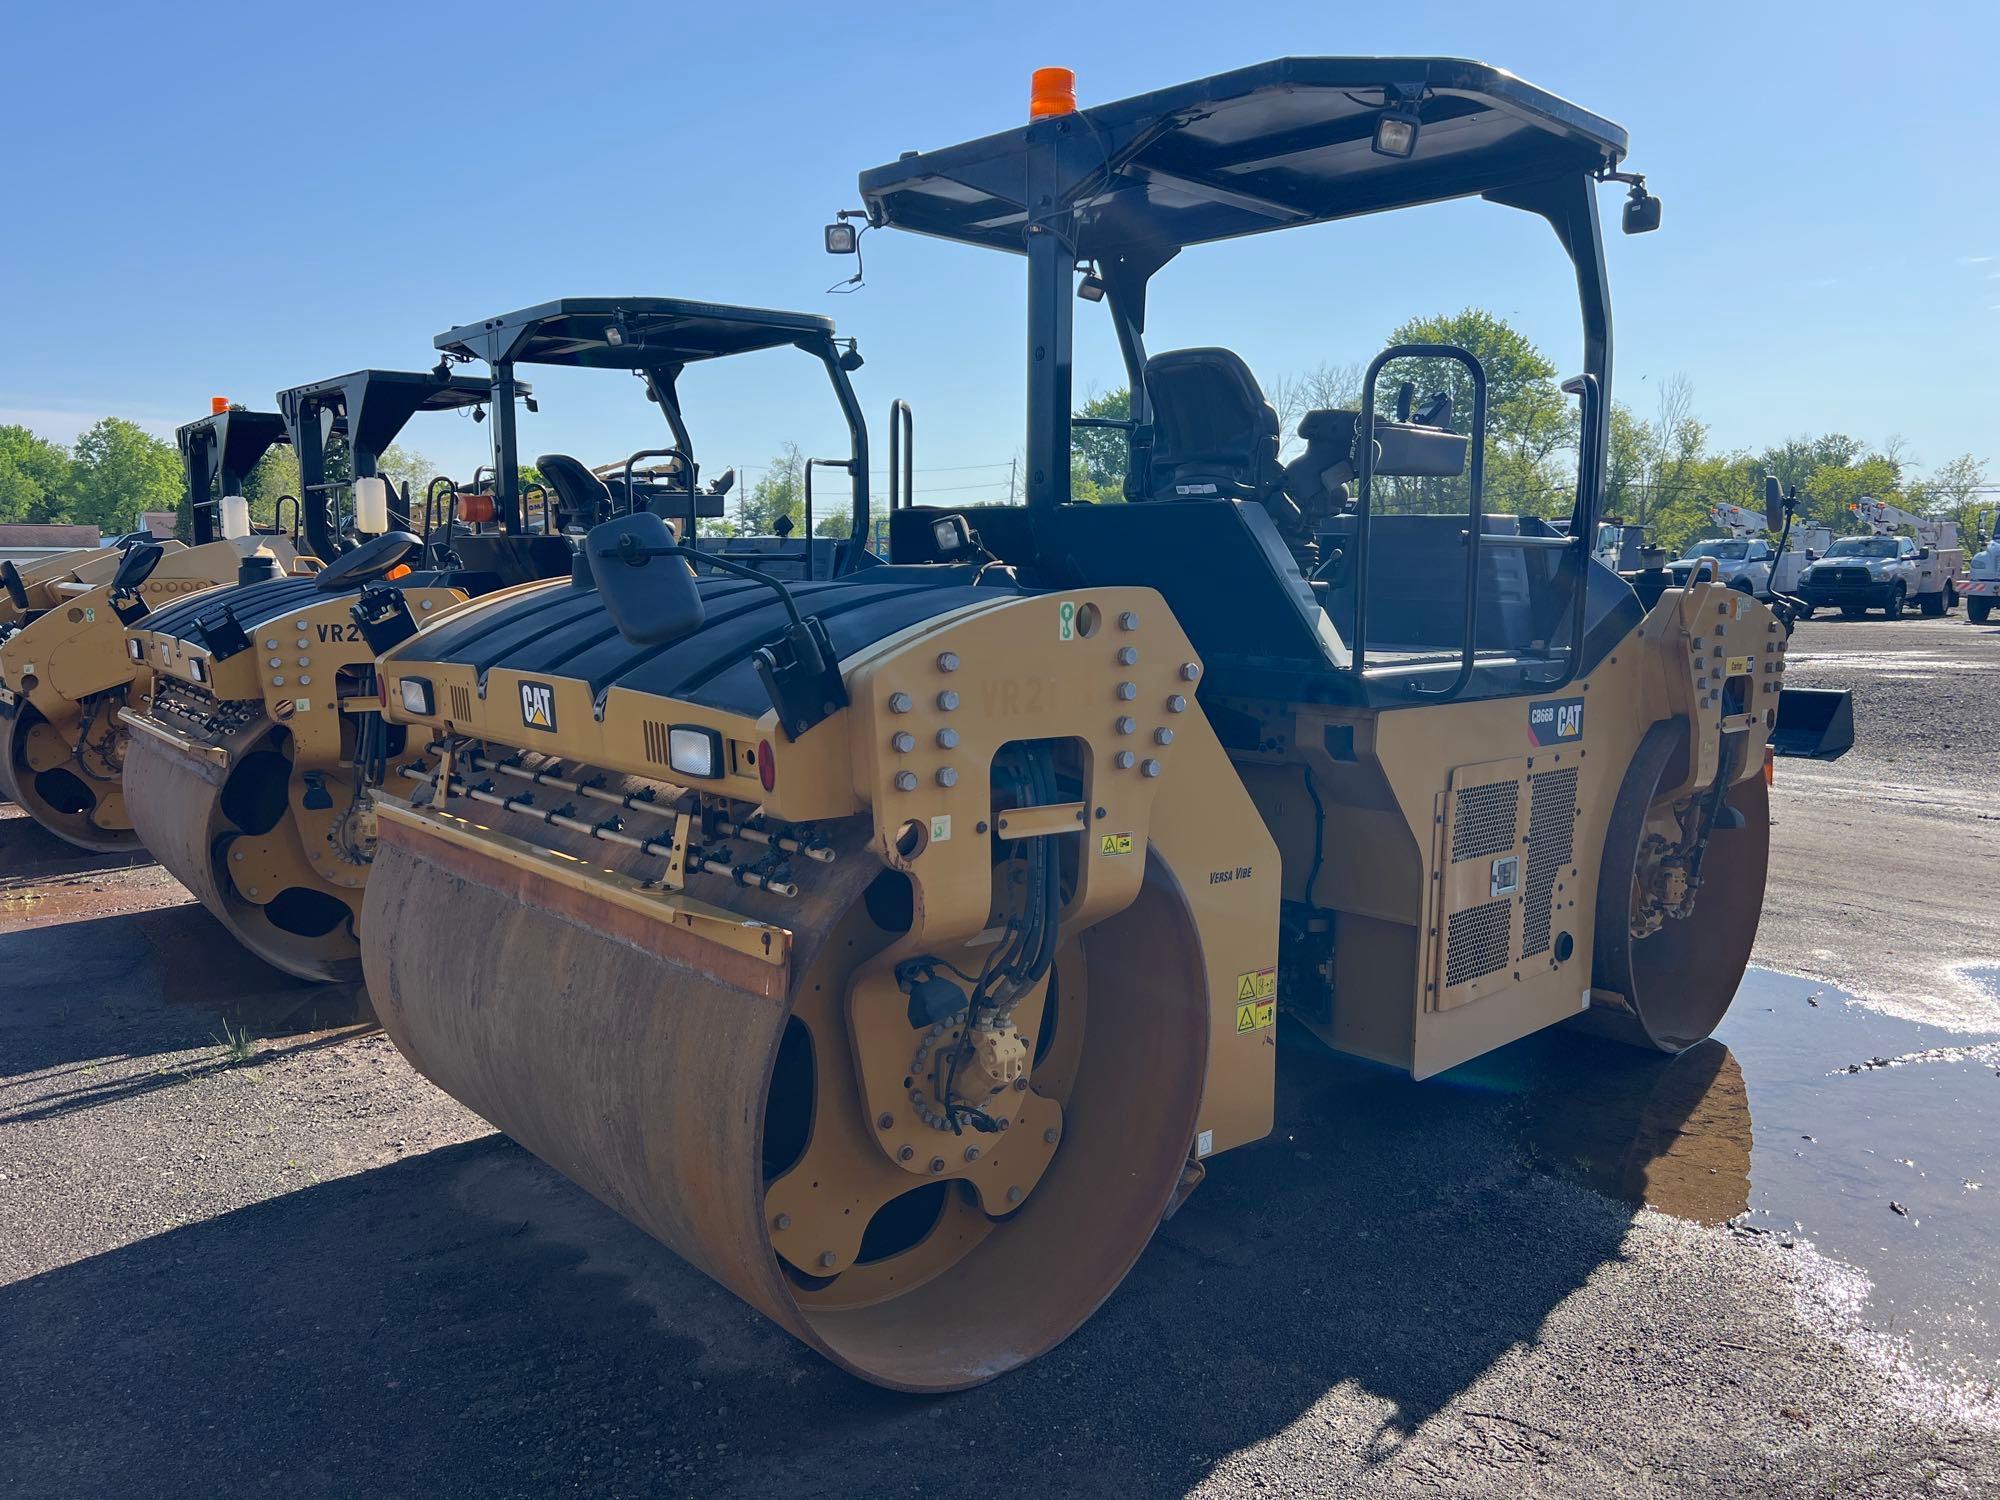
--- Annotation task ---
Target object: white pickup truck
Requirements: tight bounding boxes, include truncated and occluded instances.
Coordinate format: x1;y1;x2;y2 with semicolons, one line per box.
1668;536;1776;596
1795;534;1927;618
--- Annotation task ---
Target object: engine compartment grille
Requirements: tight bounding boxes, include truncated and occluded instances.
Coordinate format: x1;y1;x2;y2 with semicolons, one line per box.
1521;766;1578;958
1444;899;1513;988
1450;780;1519;863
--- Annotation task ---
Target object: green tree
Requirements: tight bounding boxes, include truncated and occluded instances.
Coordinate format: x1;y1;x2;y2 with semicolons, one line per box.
1378;309;1575;518
1802;453;1904;532
1602;402;1649;521
738;442;804;535
1070;387;1132;499
242;445;301;530
68;417;181;532
0;425;74;524
1904;452;1990;542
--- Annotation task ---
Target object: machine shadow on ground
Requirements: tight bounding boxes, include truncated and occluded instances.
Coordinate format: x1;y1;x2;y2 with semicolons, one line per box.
0;807;154;886
0;1019;1724;1497
0;901;365;1080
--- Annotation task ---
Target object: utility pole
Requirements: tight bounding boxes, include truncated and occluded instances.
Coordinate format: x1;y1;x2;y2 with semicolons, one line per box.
1008;455;1018;504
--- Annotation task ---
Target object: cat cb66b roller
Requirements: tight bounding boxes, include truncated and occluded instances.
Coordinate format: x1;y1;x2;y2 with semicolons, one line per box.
0;402;306;851
118;366;551;979
120;357;716;979
359;62;1852;1391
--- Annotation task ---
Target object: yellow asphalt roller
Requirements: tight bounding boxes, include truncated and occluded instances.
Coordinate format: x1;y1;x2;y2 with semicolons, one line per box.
120;539;468;980
363;537;1277;1392
0;542;127;631
0;536;301;851
353;64;1848;1390
118;365;546;978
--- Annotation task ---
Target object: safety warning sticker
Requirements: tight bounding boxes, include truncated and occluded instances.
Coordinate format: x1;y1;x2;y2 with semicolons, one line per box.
1234;967;1277;1032
1725;654;1751;676
1057;600;1078;641
1099;832;1134;856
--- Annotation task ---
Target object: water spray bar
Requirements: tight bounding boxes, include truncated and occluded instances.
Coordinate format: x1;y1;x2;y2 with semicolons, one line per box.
433;742;835;863
398;763;800;898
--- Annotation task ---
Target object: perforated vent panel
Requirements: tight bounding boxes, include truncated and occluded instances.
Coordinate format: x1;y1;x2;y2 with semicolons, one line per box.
642;720;672;767
449;683;474;721
1444;899;1513;987
1522;766;1578;957
1450;780;1520;863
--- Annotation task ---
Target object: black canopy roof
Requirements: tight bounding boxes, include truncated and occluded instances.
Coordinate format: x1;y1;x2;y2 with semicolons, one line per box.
175;408;288;488
434;297;839;369
275;369;500;468
279;369;494;416
859;57;1628;259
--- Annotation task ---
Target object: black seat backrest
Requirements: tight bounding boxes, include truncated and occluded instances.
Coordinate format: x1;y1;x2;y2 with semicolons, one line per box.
536;453;614;531
450;532;576;588
1142;348;1281;503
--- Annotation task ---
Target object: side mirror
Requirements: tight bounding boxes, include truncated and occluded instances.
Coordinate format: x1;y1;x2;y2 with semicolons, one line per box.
1763;474;1786;533
710;467;736;499
113;540;165;594
1;559;29;611
1622;190;1662;235
585;511;706;646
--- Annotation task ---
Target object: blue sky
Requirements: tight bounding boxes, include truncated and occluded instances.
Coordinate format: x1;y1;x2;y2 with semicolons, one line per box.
2;2;1993;505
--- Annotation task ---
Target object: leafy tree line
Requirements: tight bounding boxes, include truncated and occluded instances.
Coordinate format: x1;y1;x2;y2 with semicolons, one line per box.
1067;308;1993;555
0;416;451;536
0;419;184;532
14;319;1992;559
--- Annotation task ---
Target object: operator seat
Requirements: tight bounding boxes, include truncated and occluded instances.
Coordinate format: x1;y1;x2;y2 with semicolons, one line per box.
1141;348;1283;508
536;453;615;531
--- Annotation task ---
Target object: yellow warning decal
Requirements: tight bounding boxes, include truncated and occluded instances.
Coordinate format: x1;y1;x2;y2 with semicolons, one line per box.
1234;967;1277;1032
1725;654;1751;676
1099;832;1135;856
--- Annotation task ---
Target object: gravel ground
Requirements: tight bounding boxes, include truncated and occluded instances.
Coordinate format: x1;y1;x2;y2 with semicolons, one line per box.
2;615;1998;1498
1763;612;2000;1029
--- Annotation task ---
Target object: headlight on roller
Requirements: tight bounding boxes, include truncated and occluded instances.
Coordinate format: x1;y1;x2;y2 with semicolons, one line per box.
399;677;434;716
667;724;722;779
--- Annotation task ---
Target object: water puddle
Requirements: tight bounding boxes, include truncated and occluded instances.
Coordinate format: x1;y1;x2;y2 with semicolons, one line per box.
1492;968;2000;1393
1784;651;1998;673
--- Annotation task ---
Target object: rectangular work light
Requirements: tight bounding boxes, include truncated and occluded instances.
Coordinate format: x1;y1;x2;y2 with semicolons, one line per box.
667;724;723;780
1371;104;1421;159
399;677;435;716
126;637;144;662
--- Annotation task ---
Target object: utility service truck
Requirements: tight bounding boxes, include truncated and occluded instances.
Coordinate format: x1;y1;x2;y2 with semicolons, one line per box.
1796;497;1963;618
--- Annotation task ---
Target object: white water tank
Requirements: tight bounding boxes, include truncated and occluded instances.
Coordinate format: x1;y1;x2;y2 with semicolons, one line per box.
353;476;391;535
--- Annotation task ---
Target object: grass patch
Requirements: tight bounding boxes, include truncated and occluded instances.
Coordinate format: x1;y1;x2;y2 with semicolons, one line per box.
211;1019;257;1066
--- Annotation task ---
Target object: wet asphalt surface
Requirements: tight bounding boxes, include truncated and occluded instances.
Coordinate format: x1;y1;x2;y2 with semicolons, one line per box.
1762;613;2000;1029
2;613;1998;1498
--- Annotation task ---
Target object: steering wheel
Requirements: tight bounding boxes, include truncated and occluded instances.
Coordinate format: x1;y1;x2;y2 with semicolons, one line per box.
312;530;421;592
112;541;166;594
